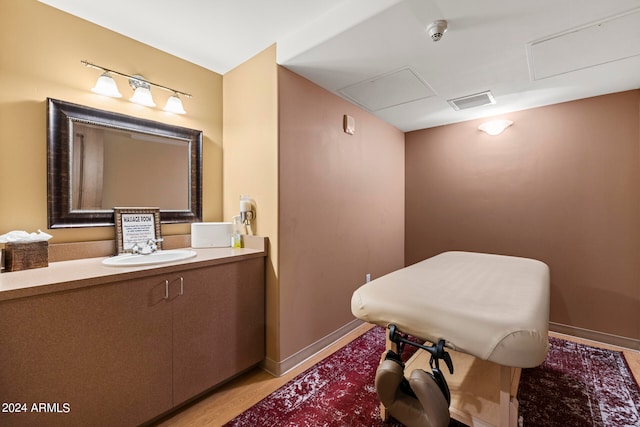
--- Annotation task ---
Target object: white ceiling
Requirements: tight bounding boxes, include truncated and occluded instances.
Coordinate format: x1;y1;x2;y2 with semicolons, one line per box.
39;0;640;131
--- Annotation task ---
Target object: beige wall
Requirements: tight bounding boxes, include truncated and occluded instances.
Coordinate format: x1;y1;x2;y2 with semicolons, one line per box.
0;0;223;243
406;90;640;341
222;45;279;361
278;67;405;360
223;51;405;366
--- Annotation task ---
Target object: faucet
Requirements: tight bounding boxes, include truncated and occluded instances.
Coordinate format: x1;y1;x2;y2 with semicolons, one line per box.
131;238;164;255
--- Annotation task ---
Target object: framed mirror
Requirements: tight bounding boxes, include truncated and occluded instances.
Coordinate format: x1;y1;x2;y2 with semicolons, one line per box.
47;98;202;228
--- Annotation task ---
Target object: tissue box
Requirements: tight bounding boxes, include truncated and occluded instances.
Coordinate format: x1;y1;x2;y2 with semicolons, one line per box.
3;241;49;272
191;222;233;248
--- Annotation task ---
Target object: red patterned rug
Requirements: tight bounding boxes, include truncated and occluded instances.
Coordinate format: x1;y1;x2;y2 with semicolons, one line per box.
224;326;640;427
519;336;640;426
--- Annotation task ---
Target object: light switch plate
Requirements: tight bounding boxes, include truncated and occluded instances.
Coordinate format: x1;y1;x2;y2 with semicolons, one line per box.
343;114;355;135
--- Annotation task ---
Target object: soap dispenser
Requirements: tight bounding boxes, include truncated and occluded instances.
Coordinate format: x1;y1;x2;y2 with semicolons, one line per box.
231;216;243;248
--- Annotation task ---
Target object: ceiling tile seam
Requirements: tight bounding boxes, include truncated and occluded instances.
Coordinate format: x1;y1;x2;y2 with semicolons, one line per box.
525;6;640;81
337;66;438;112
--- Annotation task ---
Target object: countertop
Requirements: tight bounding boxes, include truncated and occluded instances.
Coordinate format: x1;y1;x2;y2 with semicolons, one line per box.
0;247;265;302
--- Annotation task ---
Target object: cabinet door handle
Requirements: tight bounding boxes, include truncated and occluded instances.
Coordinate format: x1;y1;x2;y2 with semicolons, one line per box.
179;277;184;296
164;279;169;299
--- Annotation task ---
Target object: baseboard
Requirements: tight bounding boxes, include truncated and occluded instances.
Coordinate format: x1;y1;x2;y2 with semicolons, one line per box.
261;321;640;377
550;322;640;351
261;319;365;377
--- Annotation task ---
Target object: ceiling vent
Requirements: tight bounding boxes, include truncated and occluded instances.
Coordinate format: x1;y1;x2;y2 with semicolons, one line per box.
447;90;496;111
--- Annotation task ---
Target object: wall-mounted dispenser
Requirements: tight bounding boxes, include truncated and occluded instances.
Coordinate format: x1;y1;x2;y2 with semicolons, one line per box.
240;195;256;236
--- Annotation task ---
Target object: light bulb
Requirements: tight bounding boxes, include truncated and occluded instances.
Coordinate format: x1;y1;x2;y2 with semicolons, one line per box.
163;94;186;114
129;86;156;107
91;72;122;98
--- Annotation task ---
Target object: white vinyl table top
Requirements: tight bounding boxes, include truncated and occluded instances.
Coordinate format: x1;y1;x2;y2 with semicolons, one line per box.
351;251;550;367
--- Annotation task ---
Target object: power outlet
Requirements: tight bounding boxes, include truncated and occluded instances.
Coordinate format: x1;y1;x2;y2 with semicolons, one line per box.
365;273;371;283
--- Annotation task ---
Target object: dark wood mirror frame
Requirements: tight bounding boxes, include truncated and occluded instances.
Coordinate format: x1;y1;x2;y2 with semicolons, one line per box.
47;98;202;228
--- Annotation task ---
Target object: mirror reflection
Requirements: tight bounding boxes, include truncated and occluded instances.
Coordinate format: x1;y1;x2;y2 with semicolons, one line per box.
71;122;190;211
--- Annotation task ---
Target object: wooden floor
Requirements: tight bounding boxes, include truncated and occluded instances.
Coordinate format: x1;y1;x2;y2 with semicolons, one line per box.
156;324;640;427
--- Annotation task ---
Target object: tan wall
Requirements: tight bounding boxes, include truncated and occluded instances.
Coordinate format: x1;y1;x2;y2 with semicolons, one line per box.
278;67;405;359
222;51;405;365
406;90;640;340
223;46;279;360
0;0;223;243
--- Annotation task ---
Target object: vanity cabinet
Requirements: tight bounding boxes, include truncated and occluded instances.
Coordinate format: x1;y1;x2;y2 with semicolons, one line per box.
0;274;174;426
0;256;265;427
171;257;265;405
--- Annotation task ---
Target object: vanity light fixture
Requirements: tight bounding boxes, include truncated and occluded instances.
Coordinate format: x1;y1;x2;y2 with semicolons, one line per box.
164;93;187;115
478;119;513;136
128;75;156;107
91;72;122;98
81;60;192;114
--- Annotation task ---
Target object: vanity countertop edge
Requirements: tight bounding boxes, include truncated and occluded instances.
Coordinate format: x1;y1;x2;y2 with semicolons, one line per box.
0;247;266;302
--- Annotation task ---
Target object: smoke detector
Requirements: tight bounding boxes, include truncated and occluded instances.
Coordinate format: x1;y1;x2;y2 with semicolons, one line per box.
426;20;448;42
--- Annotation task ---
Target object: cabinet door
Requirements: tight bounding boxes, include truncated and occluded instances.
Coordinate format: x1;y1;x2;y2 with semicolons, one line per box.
0;276;173;427
172;257;265;404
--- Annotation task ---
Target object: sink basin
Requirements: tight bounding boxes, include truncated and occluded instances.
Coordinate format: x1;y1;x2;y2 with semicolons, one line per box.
102;249;197;267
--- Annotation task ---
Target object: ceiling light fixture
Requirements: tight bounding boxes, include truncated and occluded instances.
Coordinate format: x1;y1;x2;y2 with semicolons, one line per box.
478;119;513;135
81;60;192;114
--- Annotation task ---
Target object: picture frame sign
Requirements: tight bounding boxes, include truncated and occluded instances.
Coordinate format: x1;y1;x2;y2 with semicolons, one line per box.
113;207;162;254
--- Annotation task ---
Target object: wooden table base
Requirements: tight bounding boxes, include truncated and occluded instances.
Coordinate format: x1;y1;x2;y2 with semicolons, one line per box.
380;335;521;427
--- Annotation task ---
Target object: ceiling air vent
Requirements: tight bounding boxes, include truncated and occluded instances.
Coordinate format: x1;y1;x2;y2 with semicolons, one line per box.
447;90;496;111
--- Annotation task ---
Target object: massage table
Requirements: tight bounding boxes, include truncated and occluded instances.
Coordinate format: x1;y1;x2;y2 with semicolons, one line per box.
351;251;549;427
